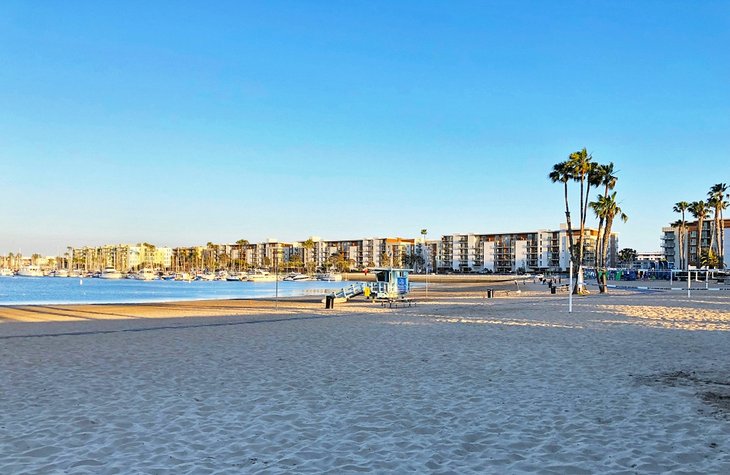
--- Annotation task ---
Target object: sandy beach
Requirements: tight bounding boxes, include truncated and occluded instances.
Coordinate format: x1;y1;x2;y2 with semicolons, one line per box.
1;283;729;473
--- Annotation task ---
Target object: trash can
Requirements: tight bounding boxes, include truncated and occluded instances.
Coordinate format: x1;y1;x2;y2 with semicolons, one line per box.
550;286;557;294
486;289;493;298
325;295;335;309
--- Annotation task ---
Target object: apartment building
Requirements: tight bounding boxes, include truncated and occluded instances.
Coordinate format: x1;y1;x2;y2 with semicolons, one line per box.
661;221;730;268
312;237;415;270
72;244;173;271
437;225;617;273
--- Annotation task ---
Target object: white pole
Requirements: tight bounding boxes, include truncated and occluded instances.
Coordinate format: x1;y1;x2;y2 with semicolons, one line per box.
569;260;573;313
670;268;673;285
424;233;428;300
275;249;279;309
687;269;691;298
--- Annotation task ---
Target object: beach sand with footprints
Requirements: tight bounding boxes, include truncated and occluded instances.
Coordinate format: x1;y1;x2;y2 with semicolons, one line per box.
1;283;729;473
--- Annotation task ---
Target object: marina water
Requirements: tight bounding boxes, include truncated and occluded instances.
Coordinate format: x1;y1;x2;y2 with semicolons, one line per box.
0;277;355;306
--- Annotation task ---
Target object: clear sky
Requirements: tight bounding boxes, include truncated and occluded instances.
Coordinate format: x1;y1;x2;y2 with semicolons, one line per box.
1;1;728;255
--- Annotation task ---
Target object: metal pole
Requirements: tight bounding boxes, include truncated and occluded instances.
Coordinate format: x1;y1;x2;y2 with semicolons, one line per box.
423;232;428;299
275;248;279;309
569;259;573;313
687;268;691;298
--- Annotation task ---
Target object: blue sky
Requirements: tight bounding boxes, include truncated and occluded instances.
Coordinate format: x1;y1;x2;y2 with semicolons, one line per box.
1;1;728;254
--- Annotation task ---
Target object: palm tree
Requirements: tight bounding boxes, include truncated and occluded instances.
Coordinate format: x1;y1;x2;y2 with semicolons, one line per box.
592;163;619;273
670;219;684;270
689;201;709;267
673;201;690;269
589;193;610;292
235;239;249;271
302;238;316;274
600;192;628;292
617;248;637;267
567;148;595;275
548;161;576;268
708;183;728;268
700;249;720;269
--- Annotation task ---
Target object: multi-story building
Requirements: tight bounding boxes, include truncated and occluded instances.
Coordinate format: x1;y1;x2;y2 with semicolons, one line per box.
72;244;173;272
436;224;618;273
661;221;730;268
632;251;666;270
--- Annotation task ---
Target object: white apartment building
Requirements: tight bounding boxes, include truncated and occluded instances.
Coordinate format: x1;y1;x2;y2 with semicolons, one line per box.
437;225;617;273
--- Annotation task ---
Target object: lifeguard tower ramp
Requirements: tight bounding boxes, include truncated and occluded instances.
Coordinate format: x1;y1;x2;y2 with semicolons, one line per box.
322;282;366;304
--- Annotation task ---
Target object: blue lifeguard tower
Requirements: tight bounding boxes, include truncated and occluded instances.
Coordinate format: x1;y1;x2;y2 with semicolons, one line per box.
368;268;412;299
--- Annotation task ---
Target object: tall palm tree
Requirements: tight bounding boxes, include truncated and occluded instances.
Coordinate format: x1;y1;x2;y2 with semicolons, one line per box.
567;149;592;267
708;183;728;268
673;201;690;269
600;192;628;292
689;201;709;267
302;238;316;274
548;161;576;269
589;193;609;292
592;163;618;271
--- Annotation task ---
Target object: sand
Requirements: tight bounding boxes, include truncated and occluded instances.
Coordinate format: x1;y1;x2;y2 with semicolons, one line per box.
1;284;729;473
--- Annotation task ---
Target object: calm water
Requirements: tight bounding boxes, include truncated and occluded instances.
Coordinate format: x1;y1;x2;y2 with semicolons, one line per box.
0;277;358;305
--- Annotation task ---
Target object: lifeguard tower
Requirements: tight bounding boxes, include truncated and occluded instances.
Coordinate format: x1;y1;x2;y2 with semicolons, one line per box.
367;268;412;300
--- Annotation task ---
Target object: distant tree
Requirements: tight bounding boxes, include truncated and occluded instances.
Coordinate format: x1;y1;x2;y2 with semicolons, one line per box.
302;238;316;274
618;248;637;267
380;251;391;268
700;248;720;269
235;239;249;271
284;254;303;272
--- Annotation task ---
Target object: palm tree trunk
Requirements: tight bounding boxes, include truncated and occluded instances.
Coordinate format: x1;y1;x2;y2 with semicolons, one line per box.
595;217;605;293
678;225;684;270
601;217;615;293
697;218;704;267
681;210;687;269
563;181;575;265
715;208;721;262
720;209;725;268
